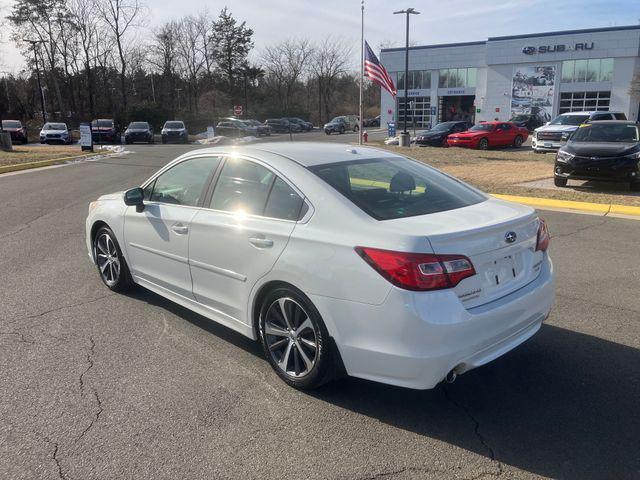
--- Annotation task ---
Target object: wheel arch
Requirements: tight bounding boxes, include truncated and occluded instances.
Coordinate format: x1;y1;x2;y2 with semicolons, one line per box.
89;220;111;261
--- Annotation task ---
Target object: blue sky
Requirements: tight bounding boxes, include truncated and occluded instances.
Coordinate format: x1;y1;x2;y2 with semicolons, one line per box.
1;0;639;71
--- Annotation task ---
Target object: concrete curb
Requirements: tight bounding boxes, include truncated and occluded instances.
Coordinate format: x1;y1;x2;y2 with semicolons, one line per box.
491;193;640;219
0;153;95;175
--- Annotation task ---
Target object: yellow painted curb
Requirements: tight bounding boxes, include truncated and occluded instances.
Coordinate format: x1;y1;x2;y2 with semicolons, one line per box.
491;193;640;218
0;152;95;174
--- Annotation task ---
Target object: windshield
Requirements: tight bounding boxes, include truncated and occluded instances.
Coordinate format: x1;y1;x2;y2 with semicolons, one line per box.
469;124;494;132
92;120;112;128
43;123;66;130
432;122;455;131
330;117;344;123
310;157;485;220
2;120;21;128
550;115;589;126
128;122;149;129
164;122;184;129
570;124;639;143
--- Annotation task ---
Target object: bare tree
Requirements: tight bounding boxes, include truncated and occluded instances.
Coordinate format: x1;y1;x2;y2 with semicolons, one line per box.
175;15;206;112
262;39;313;114
95;0;146;114
309;36;353;123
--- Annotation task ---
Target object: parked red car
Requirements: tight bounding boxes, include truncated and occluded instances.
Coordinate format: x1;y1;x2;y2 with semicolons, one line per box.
1;120;28;144
447;121;528;150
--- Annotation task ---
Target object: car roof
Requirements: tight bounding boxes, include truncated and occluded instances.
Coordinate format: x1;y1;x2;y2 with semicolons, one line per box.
560;111;624;116
187;142;399;167
586;120;637;125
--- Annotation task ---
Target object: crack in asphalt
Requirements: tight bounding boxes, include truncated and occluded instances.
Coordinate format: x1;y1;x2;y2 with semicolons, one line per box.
45;438;68;480
557;293;640;315
0;331;34;343
76;336;104;444
442;386;504;478
354;466;445;479
550;217;611;240
3;293;115;328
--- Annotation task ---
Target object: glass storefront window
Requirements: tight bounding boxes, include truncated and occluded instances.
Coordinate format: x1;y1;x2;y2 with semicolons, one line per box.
396;70;430;90
397;72;405;90
562;60;574;83
561;58;613;83
558;91;611;114
586;59;600;82
438;68;476;88
599;58;613;82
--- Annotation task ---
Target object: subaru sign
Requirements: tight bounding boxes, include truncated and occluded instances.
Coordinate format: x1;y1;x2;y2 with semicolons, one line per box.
522;42;594;55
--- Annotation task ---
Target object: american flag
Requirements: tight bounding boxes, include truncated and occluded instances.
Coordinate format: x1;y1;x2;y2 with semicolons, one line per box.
364;41;397;97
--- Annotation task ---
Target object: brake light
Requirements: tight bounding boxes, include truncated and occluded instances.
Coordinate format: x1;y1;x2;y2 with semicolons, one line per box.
355;247;476;291
536;218;550;252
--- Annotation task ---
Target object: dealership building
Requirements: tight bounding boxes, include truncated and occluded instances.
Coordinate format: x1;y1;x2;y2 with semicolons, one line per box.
379;25;640;129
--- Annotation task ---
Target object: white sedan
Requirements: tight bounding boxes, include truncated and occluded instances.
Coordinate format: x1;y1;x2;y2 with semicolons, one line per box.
85;142;555;390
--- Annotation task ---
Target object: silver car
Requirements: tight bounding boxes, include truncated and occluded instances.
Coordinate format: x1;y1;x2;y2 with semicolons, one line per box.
39;122;72;145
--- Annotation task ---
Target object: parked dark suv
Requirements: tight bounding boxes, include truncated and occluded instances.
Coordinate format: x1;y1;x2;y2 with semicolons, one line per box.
124;121;154;144
265;118;300;133
91;119;120;144
1;120;28;144
554;120;640;191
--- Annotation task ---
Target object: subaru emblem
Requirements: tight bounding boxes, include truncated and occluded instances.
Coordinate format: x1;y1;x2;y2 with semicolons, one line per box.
505;231;517;244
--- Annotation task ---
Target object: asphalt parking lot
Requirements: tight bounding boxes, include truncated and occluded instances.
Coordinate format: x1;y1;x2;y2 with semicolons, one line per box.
1;142;639;480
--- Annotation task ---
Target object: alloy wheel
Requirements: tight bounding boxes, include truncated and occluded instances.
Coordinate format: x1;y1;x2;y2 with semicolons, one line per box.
263;297;318;378
95;233;121;286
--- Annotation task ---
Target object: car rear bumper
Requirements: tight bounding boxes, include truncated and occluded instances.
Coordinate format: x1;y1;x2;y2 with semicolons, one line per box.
312;254;555;390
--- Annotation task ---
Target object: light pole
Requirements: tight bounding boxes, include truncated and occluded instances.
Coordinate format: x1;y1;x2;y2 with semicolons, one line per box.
23;39;47;123
393;8;420;147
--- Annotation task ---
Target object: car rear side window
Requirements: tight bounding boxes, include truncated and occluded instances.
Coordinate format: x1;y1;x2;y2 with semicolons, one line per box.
149;156;221;206
210;158;275;215
264;177;305;221
310;157;485;220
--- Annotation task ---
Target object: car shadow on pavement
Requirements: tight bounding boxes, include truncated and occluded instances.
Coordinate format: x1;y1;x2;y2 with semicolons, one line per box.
310;325;640;480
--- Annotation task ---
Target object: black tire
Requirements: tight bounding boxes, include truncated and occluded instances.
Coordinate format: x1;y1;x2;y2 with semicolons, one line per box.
162;138;167;144
258;286;335;390
325;130;331;135
513;135;524;148
354;125;359;132
339;126;345;134
477;138;489;150
554;176;568;187
441;137;449;148
630;181;640;192
93;226;134;293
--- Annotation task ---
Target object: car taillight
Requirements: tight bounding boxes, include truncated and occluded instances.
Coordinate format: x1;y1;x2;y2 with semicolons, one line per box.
536;218;550;252
355;247;475;291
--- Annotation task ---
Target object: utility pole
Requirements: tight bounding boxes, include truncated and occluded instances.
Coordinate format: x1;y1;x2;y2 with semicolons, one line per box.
393;8;420;147
358;0;364;145
23;39;47;123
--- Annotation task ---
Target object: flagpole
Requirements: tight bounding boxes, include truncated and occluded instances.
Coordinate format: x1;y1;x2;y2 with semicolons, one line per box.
358;0;364;145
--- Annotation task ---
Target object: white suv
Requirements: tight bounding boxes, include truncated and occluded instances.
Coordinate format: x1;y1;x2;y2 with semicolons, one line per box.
532;111;627;153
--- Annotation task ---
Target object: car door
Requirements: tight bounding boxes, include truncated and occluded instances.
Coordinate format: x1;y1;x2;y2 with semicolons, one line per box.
188;156;307;326
496;123;513;145
123;155;222;298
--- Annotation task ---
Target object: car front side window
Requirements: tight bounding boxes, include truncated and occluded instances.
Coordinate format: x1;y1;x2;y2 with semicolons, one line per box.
148;157;221;207
210;157;275;215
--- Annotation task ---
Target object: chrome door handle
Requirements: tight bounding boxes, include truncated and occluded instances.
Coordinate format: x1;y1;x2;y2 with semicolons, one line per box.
249;236;274;248
171;223;189;235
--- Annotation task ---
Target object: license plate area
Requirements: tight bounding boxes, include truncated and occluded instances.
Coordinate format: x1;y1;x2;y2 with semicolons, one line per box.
487;255;517;287
544;142;552;148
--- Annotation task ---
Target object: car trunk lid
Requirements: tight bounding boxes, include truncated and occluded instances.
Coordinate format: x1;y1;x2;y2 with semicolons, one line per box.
385;197;544;308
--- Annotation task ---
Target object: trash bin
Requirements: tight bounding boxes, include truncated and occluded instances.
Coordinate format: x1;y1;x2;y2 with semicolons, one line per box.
399;132;411;147
0;131;12;151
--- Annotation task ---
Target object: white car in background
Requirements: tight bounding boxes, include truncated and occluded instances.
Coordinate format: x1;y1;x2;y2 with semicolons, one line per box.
39;122;72;145
532;110;627;153
85;143;555;390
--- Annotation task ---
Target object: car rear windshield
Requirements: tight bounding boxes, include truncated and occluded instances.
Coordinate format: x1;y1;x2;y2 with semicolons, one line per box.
2;120;21;128
44;123;66;130
128;122;149;129
469;124;494;132
93;120;112;127
165;122;184;129
550;115;589;126
310;157;486;220
571;124;639;143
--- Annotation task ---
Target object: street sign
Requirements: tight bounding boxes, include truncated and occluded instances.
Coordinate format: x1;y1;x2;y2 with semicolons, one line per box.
430;106;436;116
79;123;93;151
233;105;243;116
387;122;396;137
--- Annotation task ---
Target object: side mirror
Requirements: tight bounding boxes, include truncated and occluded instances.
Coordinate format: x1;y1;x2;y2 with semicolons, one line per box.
124;187;145;212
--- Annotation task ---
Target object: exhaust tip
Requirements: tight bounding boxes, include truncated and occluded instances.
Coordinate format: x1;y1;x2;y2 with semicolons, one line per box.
445;369;457;383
